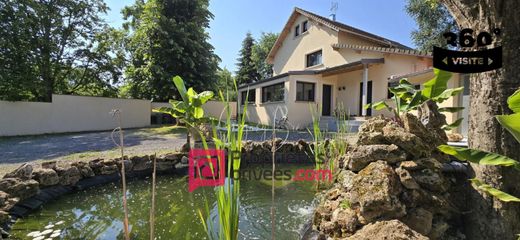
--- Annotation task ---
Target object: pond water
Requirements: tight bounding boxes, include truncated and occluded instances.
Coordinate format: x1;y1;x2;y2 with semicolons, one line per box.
10;165;317;240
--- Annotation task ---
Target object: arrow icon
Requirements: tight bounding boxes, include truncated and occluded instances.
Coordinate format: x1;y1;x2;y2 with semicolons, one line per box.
488;57;493;65
443;57;448;65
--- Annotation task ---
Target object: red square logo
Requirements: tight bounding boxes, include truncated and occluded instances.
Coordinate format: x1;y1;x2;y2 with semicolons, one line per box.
188;149;225;192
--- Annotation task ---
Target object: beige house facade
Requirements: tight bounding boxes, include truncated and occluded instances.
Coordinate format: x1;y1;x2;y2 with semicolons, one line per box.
238;8;465;132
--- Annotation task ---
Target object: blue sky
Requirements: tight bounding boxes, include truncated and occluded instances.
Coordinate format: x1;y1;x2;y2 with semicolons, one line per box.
104;0;417;73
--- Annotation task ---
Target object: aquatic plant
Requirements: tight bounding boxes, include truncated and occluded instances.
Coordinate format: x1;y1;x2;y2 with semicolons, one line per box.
438;89;520;202
149;154;157;240
308;103;329;190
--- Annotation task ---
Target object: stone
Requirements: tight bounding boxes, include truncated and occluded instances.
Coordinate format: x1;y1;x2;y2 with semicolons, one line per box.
402;208;433;236
382;124;431;158
55;166;82;185
331;208;359;234
350;161;405;223
71;162;95;178
401;188;455;218
401;113;446;148
357;131;386;145
88;159;104;175
0;210;8;224
41;161;57;169
358;116;389;133
3;163;33;180
32;168;59;187
337;170;356;191
395;167;420;190
116;159;133;172
319;221;336;235
428;219;450;239
348;220;428;240
412;168;448;193
0;178;39;200
345;144;407;171
130;156;151;171
0;191;8;207
447;133;463;142
418;100;448;141
100;165;118;175
399;161;420;170
181;156;189;164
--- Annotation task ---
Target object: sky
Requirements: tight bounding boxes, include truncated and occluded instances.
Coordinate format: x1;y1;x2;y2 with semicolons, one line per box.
104;0;418;73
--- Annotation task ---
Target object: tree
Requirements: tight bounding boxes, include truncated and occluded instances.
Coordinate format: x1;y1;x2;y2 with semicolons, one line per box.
122;0;219;102
236;32;259;85
405;0;457;51
215;68;237;101
252;32;279;79
0;0;122;102
428;0;520;239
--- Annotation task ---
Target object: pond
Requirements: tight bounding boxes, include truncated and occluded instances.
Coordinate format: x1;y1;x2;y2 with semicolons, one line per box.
10;165;317;240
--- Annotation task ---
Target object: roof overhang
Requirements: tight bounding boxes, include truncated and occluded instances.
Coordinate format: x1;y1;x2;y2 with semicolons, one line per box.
238;58;385;89
388;68;434;83
333;44;432;58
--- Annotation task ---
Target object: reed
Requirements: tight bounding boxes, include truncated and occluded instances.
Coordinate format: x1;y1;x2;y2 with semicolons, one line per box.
149;154;157;240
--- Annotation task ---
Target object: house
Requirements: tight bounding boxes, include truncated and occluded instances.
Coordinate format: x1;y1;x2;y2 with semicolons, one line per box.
238;8;467;133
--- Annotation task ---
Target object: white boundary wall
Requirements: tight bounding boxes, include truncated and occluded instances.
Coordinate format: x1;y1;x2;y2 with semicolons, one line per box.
151;101;237;121
0;94;236;136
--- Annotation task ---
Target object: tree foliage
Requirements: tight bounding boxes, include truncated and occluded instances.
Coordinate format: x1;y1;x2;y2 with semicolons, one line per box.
252;32;278;80
0;0;123;101
235;32;259;85
215;68;237;101
121;0;219;102
405;0;457;51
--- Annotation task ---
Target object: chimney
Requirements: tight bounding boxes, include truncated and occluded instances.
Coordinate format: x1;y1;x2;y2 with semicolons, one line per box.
329;14;336;21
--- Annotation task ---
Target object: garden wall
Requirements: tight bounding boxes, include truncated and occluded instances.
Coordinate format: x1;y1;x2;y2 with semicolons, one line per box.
0;95;236;137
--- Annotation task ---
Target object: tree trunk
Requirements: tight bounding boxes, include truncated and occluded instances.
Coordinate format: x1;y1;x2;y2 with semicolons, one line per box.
439;0;520;239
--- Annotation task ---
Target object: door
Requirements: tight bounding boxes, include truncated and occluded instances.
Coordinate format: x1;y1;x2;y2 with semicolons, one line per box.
322;84;332;116
359;81;373;116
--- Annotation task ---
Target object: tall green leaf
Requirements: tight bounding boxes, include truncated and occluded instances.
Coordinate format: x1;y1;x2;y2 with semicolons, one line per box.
507;89;520;113
434;86;464;103
470;179;520;202
496;113;520;143
442;118;464;130
422;69;452;99
438;145;520;168
173;76;188;103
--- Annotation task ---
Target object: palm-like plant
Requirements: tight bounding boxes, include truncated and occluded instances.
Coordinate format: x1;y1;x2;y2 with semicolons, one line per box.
438;89;520;202
155;76;214;149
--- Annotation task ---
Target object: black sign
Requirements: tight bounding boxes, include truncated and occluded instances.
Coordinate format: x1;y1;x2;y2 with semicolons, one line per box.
433;46;502;73
433;28;502;73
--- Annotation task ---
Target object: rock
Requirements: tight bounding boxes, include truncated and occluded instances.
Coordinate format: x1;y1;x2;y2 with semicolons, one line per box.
401;188;455;218
32;168;59;187
0;191;8;208
382;124;431;158
350;161;405;223
319;221;336;235
357;131;386;145
447;133;463;142
429;219;450;239
345;144;407;171
130;156;151;171
395;167;420;190
412;168;448;193
3;163;33;180
55;166;82;185
348;220;428;240
181;156;189;164
358;116;389;133
401;113;446;148
116;159;133;172
88;159;104;175
0;210;8;224
401;208;433;235
41;161;57;169
71;162;95;178
399;161;420;170
0;178;39;200
418;100;448;144
100;165;118;175
337;170;356;191
327;188;341;200
331;208;359;234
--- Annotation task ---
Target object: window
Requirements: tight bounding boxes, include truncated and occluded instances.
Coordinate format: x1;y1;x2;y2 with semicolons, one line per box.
240;89;256;105
302;21;308;33
295;25;300;37
296;82;315;101
262;83;284;103
306;50;322;67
